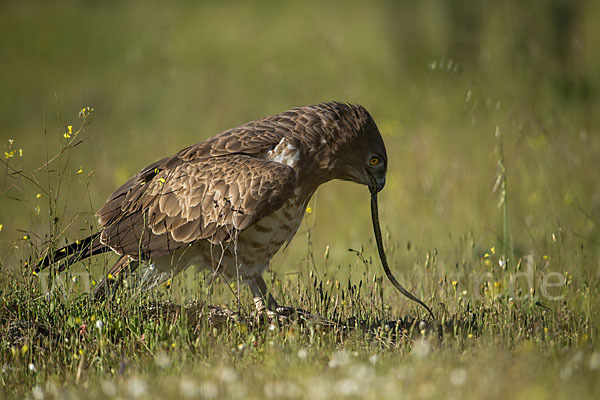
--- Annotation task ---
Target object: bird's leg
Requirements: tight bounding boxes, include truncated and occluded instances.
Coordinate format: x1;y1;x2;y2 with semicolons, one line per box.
248;274;276;315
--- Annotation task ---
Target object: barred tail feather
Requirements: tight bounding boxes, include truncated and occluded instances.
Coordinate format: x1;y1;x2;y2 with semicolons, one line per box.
34;233;108;274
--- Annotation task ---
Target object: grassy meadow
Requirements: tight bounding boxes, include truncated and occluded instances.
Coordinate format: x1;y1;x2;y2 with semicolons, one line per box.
1;1;600;399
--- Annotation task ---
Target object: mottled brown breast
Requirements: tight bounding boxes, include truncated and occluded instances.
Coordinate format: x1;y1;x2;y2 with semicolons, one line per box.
232;187;311;277
229;136;309;276
171;136;312;280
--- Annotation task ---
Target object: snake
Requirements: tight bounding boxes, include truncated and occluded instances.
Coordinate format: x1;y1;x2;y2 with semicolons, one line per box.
369;185;436;322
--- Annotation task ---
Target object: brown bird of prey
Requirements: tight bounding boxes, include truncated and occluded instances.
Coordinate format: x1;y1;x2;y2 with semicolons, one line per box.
36;101;387;314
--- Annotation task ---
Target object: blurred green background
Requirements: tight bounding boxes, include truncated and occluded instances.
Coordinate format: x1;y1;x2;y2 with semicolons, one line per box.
1;0;598;283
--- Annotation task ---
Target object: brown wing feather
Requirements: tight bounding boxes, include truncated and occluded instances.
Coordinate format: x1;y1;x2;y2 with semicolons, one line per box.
95;101;374;259
96;154;296;259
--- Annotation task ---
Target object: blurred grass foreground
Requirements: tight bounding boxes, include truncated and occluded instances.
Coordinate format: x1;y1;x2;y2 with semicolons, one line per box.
1;1;600;399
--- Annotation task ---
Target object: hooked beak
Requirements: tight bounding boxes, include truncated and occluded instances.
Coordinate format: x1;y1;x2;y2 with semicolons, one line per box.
367;172;386;194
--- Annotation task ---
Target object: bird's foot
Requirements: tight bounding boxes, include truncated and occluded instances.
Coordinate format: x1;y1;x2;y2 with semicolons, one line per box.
252;292;336;327
252;297;308;322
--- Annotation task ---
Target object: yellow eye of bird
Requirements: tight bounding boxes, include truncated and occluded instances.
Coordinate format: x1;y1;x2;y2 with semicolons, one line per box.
370;157;380;166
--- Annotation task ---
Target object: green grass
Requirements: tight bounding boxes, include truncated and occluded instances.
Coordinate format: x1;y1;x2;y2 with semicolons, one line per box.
2;1;600;399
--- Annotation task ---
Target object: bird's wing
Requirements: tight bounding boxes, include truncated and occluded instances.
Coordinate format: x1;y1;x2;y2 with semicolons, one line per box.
96;153;297;259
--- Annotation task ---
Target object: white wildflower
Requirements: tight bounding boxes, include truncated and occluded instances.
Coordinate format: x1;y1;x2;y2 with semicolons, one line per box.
297;348;308;360
411;339;431;359
560;365;572;381
155;351;171;369
335;378;360;396
179;379;199;399
101;380;117;397
349;364;374;383
31;385;44;400
449;368;467;386
127;377;147;398
328;350;350;368
219;367;237;383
